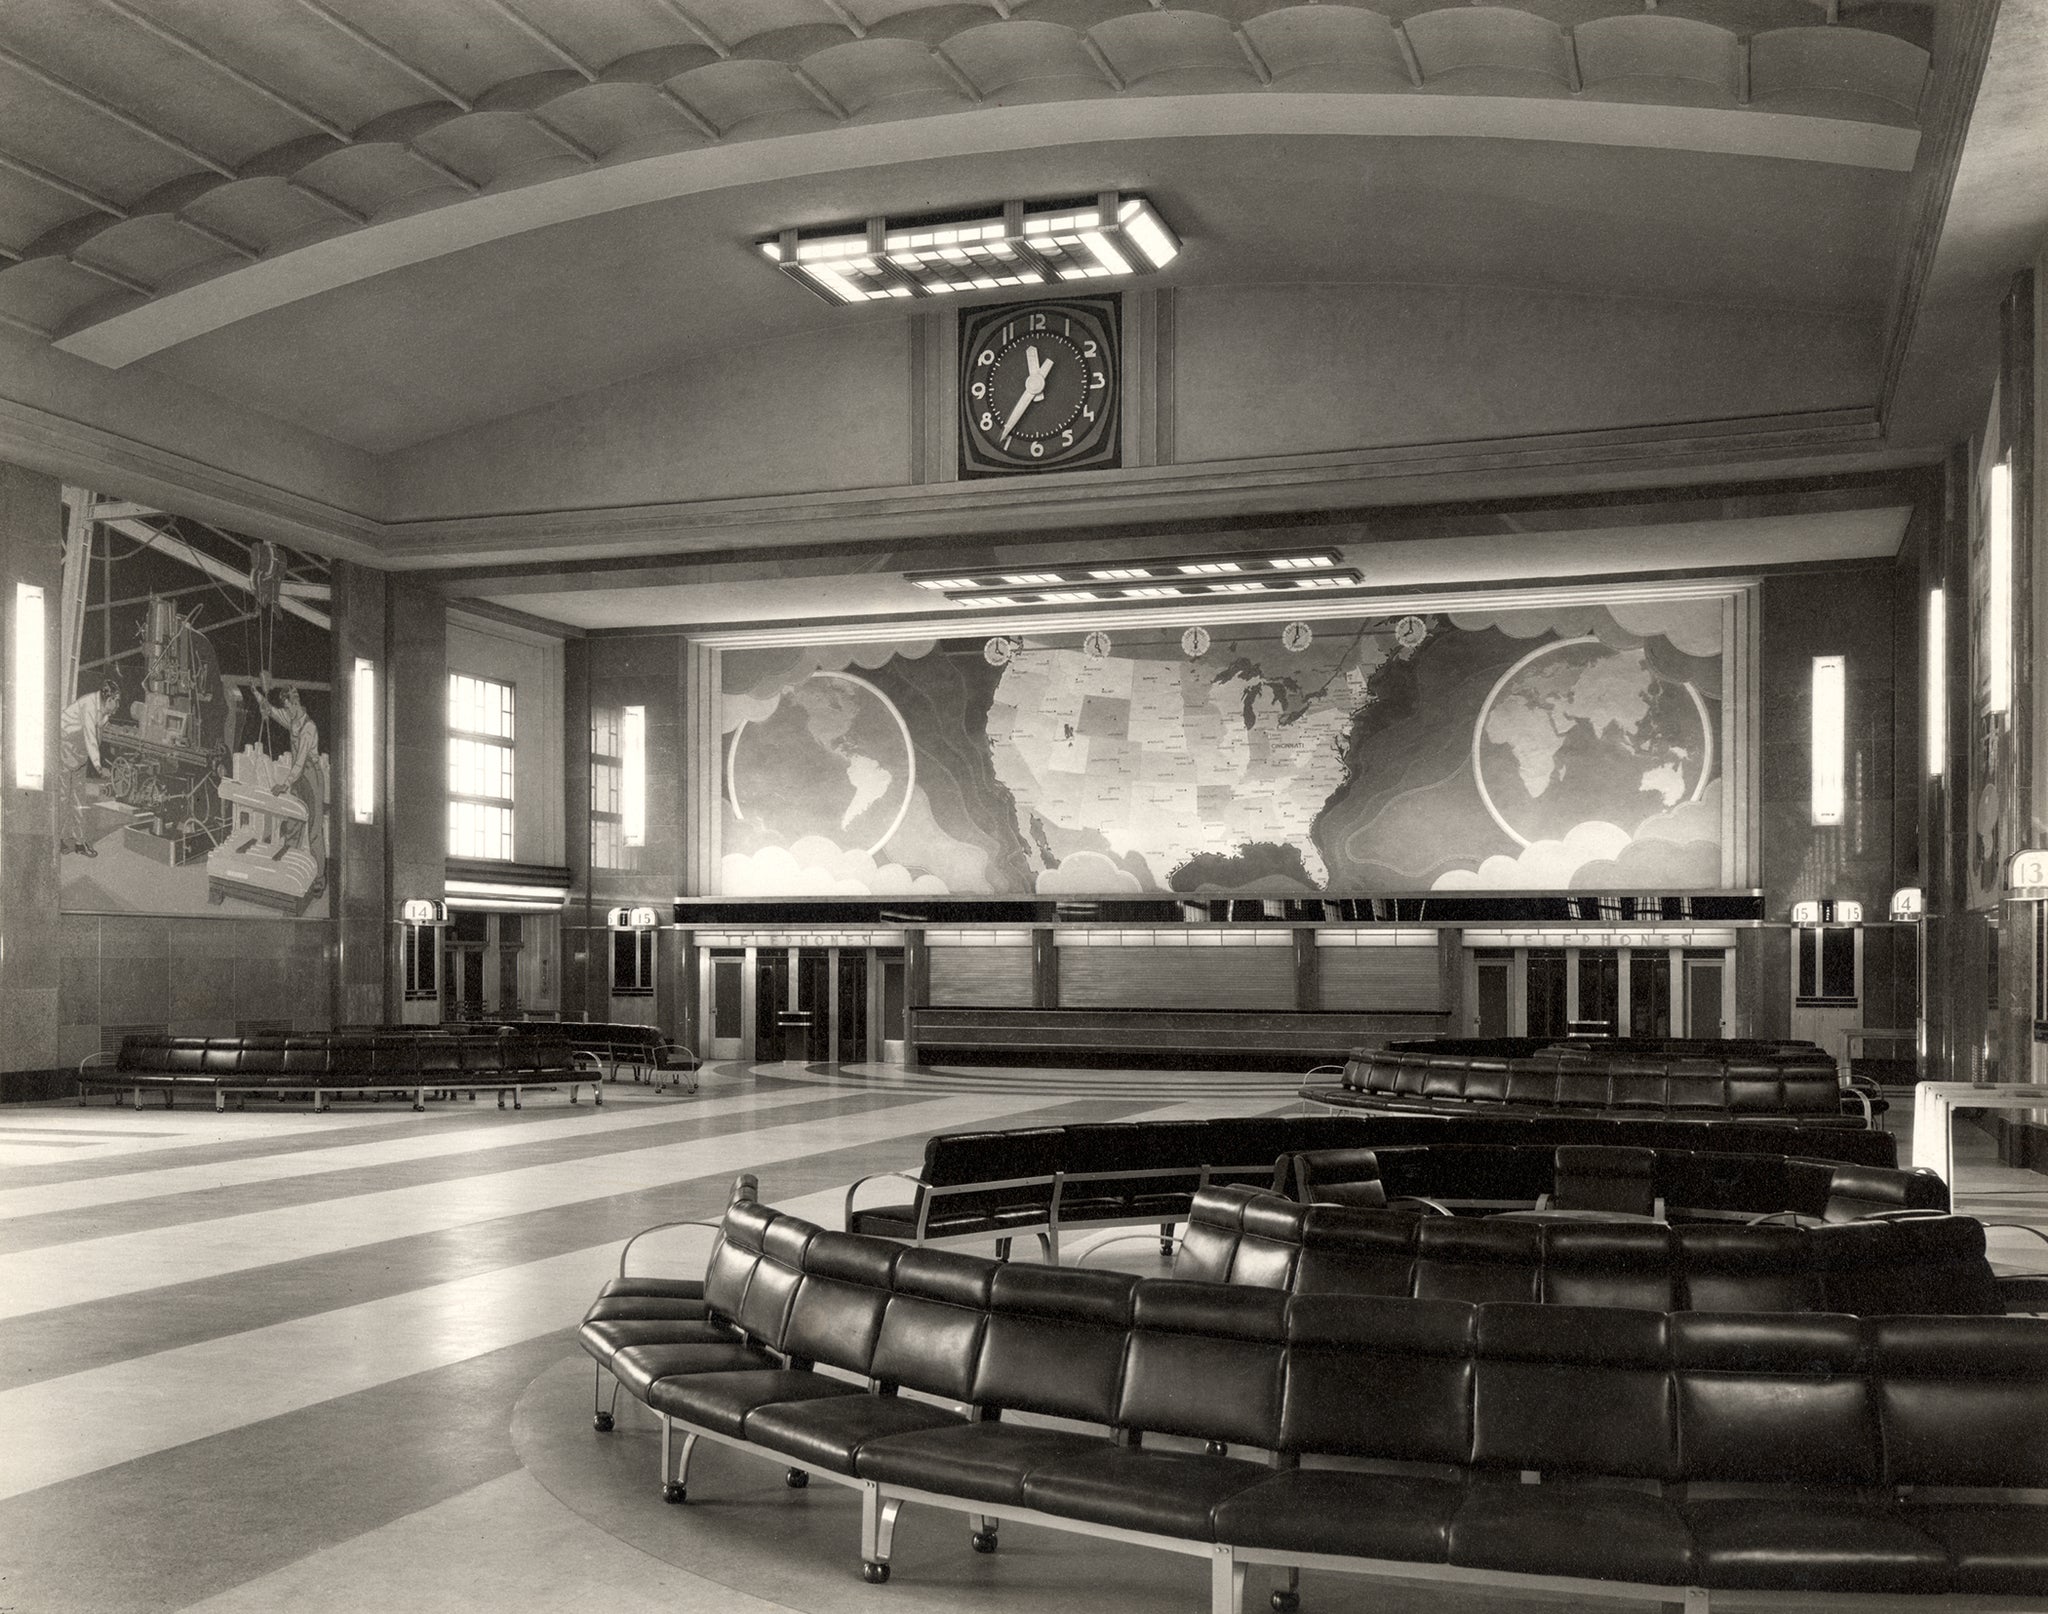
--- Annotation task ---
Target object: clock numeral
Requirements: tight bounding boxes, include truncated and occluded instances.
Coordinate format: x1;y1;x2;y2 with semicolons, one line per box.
1061;429;1075;447
977;348;994;367
980;412;994;431
1002;323;1013;342
970;381;985;400
1083;340;1098;358
1029;441;1045;458
1090;370;1106;389
1082;407;1096;422
1029;312;1047;330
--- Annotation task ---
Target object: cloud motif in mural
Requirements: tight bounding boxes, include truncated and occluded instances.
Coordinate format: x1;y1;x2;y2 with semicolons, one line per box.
721;640;937;728
1431;820;1633;890
1035;850;1144;895
721;838;950;897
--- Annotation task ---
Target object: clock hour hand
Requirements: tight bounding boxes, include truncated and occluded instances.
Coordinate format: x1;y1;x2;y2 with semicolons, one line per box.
1000;347;1057;440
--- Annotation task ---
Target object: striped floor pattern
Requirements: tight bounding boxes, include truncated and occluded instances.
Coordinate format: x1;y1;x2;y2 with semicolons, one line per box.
0;1065;2039;1614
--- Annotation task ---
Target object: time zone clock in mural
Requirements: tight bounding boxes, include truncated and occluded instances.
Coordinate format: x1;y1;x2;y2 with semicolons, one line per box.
960;295;1121;476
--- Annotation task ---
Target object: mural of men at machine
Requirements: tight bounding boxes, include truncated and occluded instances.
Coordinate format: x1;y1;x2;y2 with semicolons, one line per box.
57;494;331;919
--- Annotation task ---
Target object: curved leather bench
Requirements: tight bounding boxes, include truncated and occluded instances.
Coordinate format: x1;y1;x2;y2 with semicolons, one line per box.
77;1031;601;1112
1175;1185;2010;1317
581;1194;2048;1612
463;1017;700;1092
1303;1036;1868;1126
1275;1142;1947;1221
846;1113;1899;1261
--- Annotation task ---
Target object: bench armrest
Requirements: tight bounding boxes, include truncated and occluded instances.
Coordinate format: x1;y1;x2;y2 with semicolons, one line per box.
618;1217;724;1282
845;1170;929;1232
77;1051;118;1074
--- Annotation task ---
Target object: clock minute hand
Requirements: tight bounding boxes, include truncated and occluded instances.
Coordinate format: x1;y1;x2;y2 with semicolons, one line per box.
1000;374;1043;439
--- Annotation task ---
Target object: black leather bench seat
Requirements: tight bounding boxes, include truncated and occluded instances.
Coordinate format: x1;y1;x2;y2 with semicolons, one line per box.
584;1191;2048;1612
649;1370;864;1440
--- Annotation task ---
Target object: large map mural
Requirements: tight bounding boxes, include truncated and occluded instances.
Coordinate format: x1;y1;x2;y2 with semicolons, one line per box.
715;593;1731;897
58;497;332;919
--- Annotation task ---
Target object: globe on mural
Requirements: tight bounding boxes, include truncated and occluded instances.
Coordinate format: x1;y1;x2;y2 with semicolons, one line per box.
726;671;915;855
1474;636;1710;847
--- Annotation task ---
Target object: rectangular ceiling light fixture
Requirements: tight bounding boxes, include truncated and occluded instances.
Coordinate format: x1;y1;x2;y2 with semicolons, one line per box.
1926;587;1945;778
1811;654;1846;826
908;550;1360;606
1987;455;2013;715
12;582;45;791
761;192;1179;306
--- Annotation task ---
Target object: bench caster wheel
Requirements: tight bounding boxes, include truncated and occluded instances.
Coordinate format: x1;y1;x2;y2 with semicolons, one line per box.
971;1530;998;1554
1271;1594;1300;1613
663;1483;687;1504
785;1468;809;1489
593;1412;615;1432
861;1562;889;1584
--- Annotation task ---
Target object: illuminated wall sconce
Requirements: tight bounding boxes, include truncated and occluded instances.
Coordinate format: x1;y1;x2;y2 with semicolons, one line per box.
1792;898;1862;925
1987;456;2013;716
621;704;646;848
2007;848;2048;897
12;582;45;790
1811;654;1845;826
1925;588;1945;777
351;656;376;825
1888;887;1924;922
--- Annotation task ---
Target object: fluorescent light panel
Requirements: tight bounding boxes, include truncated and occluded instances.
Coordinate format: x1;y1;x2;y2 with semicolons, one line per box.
909;550;1342;595
13;582;44;790
1926;588;1945;778
1812;654;1846;826
1987;456;2013;715
763;195;1179;305
621;704;646;848
350;656;375;825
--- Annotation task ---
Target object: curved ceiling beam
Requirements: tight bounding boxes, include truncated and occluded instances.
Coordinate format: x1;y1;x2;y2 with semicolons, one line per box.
58;91;1918;370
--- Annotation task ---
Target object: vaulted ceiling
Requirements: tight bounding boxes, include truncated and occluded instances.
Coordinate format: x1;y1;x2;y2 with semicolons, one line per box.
0;0;2038;606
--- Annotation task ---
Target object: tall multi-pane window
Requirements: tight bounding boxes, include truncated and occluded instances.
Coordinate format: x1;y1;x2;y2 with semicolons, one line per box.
590;706;626;870
448;673;515;860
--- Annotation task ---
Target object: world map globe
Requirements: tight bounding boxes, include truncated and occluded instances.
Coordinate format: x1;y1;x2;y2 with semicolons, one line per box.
725;671;915;855
1473;636;1710;847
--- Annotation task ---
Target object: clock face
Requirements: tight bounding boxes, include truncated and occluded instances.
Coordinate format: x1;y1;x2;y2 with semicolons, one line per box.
1282;621;1314;653
960;296;1120;476
1181;626;1211;659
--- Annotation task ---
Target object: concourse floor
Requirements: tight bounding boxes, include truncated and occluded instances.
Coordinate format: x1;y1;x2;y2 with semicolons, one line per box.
0;1064;2040;1614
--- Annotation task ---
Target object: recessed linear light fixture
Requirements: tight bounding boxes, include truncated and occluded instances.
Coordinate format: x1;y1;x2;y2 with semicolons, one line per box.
906;550;1361;607
761;192;1179;306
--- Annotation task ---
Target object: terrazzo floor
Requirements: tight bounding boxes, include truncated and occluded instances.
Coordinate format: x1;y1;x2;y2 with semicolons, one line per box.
0;1064;2040;1614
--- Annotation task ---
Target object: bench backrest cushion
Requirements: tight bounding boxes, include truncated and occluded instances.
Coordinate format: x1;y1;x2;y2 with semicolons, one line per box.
1413;1218;1543;1304
1672;1312;1878;1483
874;1247;996;1400
1280;1295;1475;1462
783;1231;899;1375
1120;1281;1287;1446
1471;1304;1677;1479
1294;1203;1418;1297
1675;1224;1826;1313
1872;1315;2048;1487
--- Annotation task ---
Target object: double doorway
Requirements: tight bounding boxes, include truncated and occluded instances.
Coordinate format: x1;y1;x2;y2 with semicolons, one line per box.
1469;944;1734;1040
701;944;908;1066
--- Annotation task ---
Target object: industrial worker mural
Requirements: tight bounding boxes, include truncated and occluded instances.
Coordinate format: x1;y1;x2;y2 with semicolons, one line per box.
57;492;332;919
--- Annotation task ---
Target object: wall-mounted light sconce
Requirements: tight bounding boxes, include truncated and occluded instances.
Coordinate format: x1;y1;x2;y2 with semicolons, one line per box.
1925;588;1945;777
2007;848;2048;897
1811;654;1845;826
12;582;45;790
1987;456;2013;716
351;656;376;825
621;704;646;848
